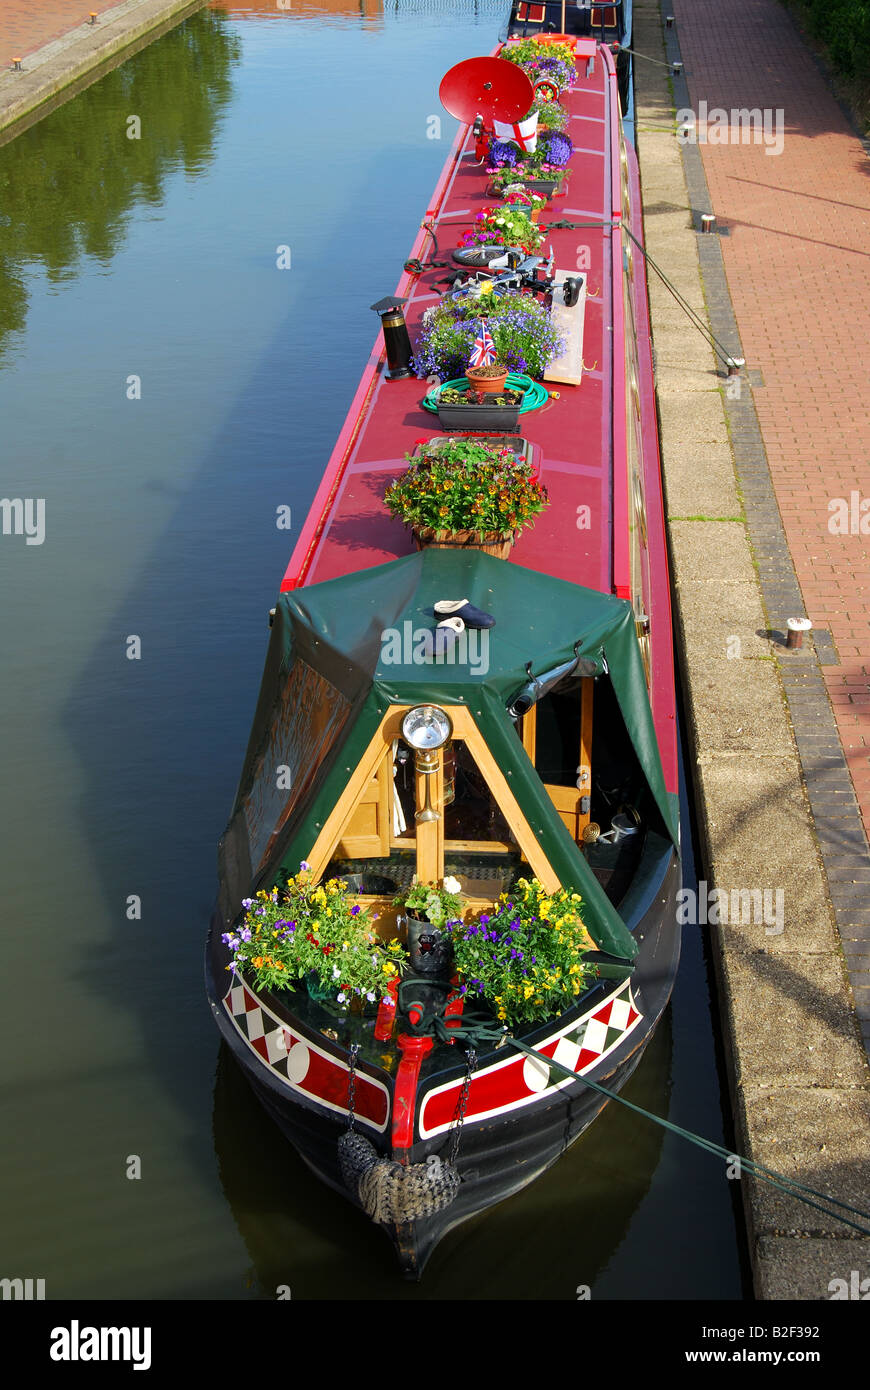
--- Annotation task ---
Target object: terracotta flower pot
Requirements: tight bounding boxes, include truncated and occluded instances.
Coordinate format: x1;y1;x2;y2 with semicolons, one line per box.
412;527;515;560
465;365;509;394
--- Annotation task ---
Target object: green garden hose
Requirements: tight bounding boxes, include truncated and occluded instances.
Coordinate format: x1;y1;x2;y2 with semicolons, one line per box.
422;373;550;415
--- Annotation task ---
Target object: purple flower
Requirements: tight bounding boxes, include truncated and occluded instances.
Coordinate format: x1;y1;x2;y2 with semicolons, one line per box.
488;139;518;168
540;131;573;167
350;905;361;916
241;898;253;909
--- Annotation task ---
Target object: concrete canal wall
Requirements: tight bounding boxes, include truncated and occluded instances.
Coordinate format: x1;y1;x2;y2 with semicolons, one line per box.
633;1;870;1299
0;0;209;142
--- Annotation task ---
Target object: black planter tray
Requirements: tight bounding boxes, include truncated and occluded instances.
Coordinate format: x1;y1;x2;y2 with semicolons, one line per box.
487;177;564;198
411;433;530;461
436;396;521;432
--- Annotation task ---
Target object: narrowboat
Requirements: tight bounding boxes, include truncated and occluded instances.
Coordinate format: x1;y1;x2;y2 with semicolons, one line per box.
206;31;680;1279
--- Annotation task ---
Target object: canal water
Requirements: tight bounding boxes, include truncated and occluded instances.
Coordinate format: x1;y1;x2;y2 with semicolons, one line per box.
0;1;746;1298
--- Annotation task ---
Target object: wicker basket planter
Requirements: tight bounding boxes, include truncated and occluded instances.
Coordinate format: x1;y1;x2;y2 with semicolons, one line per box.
412;527;515;560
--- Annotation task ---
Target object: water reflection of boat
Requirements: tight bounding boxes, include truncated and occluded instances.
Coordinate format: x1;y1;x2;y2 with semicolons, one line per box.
212;1010;670;1297
206;31;679;1279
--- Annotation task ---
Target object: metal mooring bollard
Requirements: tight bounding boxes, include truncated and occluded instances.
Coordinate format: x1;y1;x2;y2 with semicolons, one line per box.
786;618;813;649
672;62;683;76
666;15;674;27
12;57;22;71
725;357;745;377
701;213;716;233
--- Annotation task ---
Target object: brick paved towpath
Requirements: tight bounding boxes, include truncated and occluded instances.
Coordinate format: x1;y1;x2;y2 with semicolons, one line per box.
676;0;870;834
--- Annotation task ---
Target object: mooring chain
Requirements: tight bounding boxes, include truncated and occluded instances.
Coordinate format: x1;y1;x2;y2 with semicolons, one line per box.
346;1042;360;1132
447;1047;478;1166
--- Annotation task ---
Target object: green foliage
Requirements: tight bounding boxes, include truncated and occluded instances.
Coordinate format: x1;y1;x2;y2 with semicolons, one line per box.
396;878;464;926
0;11;241;361
524;96;569;131
800;0;870;79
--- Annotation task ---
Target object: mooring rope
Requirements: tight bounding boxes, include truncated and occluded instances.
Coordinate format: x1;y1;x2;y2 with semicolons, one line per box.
397;987;870;1236
544;218;740;369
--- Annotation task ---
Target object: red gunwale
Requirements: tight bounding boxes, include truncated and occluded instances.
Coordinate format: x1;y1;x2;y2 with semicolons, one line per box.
280;39;677;796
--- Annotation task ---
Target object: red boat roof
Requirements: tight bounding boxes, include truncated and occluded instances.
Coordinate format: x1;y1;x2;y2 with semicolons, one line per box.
280;39;678;794
283;41;624;597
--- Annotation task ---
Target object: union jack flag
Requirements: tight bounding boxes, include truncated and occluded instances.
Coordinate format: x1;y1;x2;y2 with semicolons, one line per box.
468;320;496;368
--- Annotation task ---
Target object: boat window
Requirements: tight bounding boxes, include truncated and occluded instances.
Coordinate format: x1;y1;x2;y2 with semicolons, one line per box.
310;705;561;910
240;659;350;873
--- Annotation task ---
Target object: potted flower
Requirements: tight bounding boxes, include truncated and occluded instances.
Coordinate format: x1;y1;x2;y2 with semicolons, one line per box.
448;877;599;1025
487;132;574;198
501;186;547;224
435;381;525;432
383;436;548;559
501;38;578;95
413;291;564;382
465;359;509;394
527;94;569;134
458;204;544;257
394;877;464;976
221;866;405;1012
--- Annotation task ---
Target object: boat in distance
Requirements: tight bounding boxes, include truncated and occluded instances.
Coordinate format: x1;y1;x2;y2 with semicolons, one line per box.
206;30;680;1279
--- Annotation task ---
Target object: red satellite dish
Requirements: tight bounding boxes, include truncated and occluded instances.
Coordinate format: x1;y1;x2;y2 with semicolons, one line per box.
438;57;535;127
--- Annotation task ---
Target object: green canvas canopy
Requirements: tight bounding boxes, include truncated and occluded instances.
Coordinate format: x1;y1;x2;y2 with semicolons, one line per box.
218;549;679;962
